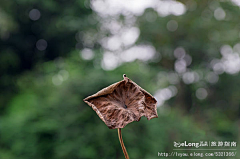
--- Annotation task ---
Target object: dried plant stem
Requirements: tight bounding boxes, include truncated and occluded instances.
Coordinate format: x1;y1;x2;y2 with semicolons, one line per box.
118;128;130;159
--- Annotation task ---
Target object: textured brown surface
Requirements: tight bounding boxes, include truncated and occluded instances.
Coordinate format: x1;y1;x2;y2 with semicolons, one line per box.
83;76;158;129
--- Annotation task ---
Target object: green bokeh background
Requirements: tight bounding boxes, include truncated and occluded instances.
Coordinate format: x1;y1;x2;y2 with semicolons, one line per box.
0;0;239;158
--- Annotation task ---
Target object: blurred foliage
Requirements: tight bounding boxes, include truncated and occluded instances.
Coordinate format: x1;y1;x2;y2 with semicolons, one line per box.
0;0;239;159
0;0;94;112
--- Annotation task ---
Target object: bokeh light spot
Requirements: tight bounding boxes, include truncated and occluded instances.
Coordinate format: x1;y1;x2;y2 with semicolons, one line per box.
120;45;156;62
154;86;178;107
59;70;69;81
206;72;219;84
29;9;41;21
174;47;186;59
196;88;208;100
101;52;119;70
36;39;47;51
167;20;178;32
80;48;94;60
214;8;226;20
182;72;195;84
52;74;63;86
220;45;232;57
175;59;186;73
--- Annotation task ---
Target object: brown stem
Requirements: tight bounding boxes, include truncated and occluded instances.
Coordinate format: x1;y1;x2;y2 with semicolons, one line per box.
118;128;130;159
